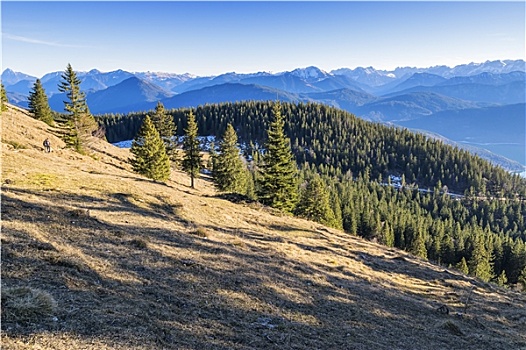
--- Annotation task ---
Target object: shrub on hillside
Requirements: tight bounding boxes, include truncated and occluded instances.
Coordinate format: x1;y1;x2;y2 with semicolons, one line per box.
1;286;57;323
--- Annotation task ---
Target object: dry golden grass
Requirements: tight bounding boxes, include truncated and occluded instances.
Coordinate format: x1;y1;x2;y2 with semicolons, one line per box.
2;104;526;349
1;287;57;323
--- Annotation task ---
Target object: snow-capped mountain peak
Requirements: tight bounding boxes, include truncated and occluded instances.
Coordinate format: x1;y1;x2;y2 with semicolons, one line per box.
290;66;331;81
1;69;36;86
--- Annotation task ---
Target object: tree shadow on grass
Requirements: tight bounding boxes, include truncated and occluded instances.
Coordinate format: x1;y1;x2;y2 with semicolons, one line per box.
2;190;525;350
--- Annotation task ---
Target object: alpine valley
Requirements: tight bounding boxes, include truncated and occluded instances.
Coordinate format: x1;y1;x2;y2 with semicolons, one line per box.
3;59;525;170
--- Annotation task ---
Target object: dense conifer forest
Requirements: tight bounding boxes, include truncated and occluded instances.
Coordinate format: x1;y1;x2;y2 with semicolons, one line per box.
98;101;526;286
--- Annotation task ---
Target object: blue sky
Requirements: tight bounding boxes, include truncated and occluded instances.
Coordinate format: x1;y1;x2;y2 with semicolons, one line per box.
2;1;525;77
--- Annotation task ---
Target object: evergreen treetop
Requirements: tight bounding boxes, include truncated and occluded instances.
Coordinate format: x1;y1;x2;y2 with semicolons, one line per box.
58;64;88;116
150;101;177;159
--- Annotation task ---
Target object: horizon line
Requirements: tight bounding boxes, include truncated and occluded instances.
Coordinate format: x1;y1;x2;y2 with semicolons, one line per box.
3;58;526;79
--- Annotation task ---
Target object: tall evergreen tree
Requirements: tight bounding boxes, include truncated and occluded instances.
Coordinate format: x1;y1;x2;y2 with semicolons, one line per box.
468;235;494;282
130;115;171;181
380;221;395;247
258;103;299;212
182;110;203;188
150;101;177;161
58;63;98;152
330;189;344;230
410;225;428;259
213;124;247;193
295;175;337;227
1;83;8;111
28;79;54;126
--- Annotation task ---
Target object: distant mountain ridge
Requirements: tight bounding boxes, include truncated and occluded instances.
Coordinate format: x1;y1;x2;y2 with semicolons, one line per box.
3;59;525;166
4;59;524;95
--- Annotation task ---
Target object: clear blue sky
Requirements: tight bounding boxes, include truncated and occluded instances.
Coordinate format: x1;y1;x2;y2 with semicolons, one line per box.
2;1;525;77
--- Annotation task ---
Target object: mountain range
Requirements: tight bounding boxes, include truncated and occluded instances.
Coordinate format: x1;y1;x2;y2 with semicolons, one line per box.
3;59;525;168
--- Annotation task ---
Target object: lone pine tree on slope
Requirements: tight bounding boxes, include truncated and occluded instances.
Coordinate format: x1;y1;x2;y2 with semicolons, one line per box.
212;123;247;194
258;103;299;213
130;115;171;182
28;79;54;126
58;63;98;152
182;110;203;188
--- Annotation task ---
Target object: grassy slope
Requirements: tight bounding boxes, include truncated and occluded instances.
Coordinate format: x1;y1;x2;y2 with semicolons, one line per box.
1;105;526;350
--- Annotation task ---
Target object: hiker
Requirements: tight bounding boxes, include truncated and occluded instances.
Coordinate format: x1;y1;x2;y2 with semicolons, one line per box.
43;138;51;153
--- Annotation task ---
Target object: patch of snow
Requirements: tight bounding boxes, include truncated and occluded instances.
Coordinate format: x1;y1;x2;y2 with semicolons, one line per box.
113;140;133;148
290;66;330;80
113;135;216;150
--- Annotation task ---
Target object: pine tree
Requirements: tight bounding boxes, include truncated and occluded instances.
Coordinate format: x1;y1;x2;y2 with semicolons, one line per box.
495;270;508;286
295;175;336;227
208;141;217;171
381;221;395;247
468;235;494;282
28;79;54;126
258;103;298;212
1;83;8;111
130;115;171;181
247;144;263;200
440;232;456;266
456;257;469;275
150;101;177;161
410;228;428;259
213;124;247;193
182;110;203;188
330;189;344;230
58;63;98;152
507;239;526;284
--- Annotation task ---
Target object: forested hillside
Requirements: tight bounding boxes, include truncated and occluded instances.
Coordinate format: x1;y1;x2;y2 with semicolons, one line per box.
100;101;525;197
99;101;526;286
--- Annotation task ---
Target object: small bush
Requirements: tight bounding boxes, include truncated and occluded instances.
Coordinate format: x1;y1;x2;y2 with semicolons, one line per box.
45;253;86;272
68;209;90;218
191;227;209;238
27;173;57;188
129;238;148;249
5;140;26;149
1;287;57;323
229;237;246;248
442;320;463;336
29;241;57;251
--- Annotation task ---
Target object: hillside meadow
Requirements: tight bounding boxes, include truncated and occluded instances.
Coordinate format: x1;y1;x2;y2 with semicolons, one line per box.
1;104;526;349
